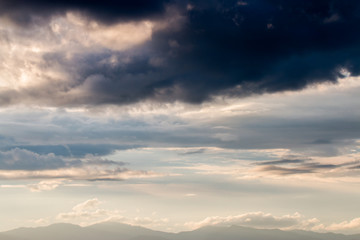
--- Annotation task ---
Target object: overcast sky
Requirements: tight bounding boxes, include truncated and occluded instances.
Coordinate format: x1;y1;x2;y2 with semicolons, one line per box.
0;0;360;234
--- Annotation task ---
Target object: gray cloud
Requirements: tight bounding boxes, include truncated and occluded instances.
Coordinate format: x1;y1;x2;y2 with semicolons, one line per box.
0;70;359;164
1;144;141;158
0;95;359;158
256;158;360;176
257;165;314;176
256;158;309;166
82;157;125;167
179;149;206;155
0;148;126;171
348;165;360;170
0;148;66;170
0;148;162;181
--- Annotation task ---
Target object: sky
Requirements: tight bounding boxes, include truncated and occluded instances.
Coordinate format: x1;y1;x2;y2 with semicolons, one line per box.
0;0;360;234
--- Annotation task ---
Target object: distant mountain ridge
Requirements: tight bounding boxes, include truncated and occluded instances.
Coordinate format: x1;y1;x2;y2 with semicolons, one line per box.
0;222;359;240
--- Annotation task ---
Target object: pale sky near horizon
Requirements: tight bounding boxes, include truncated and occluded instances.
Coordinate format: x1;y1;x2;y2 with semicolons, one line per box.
0;0;360;235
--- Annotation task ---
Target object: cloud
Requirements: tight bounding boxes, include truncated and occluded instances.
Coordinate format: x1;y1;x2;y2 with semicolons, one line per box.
185;212;360;234
72;198;102;212
256;165;314;175
0;184;26;189
0;77;359;178
0;148;165;181
179;149;205;155
40;201;360;234
0;148;66;170
57;198;121;222
0;148;127;171
28;180;64;192
255;157;360;176
184;212;317;230
0;0;169;26
3;144;142;158
81;155;125;167
1;180;68;192
56;198;169;228
324;218;360;233
256;158;309;166
0;166;164;181
1;1;360;106
349;164;360;169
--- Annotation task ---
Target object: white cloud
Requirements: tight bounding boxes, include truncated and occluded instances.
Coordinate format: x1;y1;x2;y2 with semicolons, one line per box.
28;180;64;192
184;212;308;230
55;198;169;229
72;198;101;212
322;218;360;233
0;167;165;181
26;200;360;235
66;12;155;51
56;198;122;224
185;212;360;234
27;218;50;227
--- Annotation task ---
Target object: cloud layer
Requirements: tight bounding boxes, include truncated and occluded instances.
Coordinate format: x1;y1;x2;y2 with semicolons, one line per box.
30;199;360;234
185;212;360;234
0;148;164;181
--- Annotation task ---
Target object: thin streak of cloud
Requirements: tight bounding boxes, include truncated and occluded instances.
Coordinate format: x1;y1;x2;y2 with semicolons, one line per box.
0;168;165;181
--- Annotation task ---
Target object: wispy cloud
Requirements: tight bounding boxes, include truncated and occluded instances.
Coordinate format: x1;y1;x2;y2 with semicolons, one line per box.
0;167;164;181
255;158;308;166
56;198;169;228
185;212;360;234
27;180;65;192
0;148;165;181
184;212;306;230
178;149;206;155
255;158;360;176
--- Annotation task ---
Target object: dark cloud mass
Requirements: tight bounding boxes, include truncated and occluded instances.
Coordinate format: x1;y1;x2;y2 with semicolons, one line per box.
1;0;360;105
0;0;169;25
146;0;360;103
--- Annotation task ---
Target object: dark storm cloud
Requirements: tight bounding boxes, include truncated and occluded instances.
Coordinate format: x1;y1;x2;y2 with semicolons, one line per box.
0;0;169;25
1;0;360;105
0;0;360;105
146;0;360;103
